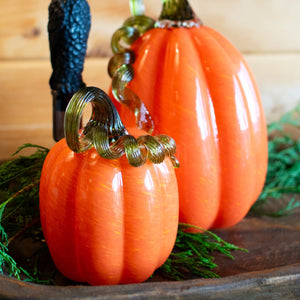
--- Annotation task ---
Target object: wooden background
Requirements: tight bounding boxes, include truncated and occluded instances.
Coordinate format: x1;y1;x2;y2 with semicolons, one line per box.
0;0;300;160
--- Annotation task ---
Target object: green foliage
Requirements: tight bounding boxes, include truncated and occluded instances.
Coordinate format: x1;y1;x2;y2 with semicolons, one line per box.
0;144;48;281
0;242;22;279
0;241;38;282
251;104;300;216
158;224;247;280
0;144;48;189
267;104;300;134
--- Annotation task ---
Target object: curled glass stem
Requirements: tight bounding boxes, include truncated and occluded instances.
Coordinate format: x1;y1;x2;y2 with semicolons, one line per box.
109;14;155;134
123;15;155;34
110;26;140;55
64;87;179;168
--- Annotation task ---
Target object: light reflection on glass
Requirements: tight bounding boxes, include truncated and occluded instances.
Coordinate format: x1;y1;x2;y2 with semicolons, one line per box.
174;43;180;67
138;47;149;70
88;151;98;166
154;161;169;178
144;169;154;191
195;79;209;140
64;151;75;162
112;171;123;192
111;171;123;216
233;76;249;131
238;63;260;126
144;169;156;214
207;88;219;143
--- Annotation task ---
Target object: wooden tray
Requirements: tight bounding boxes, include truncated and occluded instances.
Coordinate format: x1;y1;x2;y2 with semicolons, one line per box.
0;210;299;299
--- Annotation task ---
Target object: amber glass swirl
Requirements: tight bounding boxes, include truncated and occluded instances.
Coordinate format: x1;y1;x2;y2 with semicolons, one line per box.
64;87;179;168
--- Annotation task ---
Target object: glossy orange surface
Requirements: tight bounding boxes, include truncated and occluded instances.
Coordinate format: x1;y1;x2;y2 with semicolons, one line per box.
39;135;178;285
111;25;268;229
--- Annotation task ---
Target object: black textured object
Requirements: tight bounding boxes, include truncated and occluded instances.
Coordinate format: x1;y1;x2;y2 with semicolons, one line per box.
48;0;91;141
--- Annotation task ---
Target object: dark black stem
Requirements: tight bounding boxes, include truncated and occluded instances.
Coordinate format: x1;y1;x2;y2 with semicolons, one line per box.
48;0;91;141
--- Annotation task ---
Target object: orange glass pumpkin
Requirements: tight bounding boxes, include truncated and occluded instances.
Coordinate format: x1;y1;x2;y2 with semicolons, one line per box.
110;0;268;229
39;88;179;285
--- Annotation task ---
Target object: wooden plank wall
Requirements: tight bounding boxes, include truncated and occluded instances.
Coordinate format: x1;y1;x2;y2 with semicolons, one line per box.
0;0;300;160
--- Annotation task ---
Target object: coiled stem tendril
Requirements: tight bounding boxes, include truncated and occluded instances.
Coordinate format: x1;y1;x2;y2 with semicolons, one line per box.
108;14;155;134
64;87;179;168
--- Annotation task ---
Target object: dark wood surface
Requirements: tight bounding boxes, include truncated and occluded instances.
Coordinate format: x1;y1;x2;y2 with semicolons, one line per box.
0;209;299;299
214;210;300;277
0;264;299;300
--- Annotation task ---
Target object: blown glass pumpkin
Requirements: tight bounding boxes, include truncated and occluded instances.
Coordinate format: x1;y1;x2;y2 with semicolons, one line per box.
39;87;179;285
110;0;268;229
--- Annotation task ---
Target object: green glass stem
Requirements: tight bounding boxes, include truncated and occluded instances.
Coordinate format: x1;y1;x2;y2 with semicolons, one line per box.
159;0;195;21
129;0;145;16
129;0;197;21
109;15;155;133
157;0;202;27
64;87;179;168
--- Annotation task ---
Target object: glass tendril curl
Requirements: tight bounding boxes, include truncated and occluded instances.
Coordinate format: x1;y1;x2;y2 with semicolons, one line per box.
108;14;155;134
64;87;179;168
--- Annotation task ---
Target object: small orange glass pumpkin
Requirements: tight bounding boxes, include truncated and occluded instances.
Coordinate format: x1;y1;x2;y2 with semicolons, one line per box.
39;88;179;285
110;0;268;229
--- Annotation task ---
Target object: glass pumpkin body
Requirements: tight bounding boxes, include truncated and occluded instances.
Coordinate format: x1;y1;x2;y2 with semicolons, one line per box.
111;25;268;229
39;135;178;285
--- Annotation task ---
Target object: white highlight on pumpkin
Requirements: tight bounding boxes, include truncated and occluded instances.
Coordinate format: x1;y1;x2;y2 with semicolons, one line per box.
195;79;209;140
238;63;260;126
144;170;154;191
112;171;123;193
233;76;249;131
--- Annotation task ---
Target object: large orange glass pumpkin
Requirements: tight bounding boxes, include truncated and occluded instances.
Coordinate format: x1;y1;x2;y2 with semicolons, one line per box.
39;88;179;285
111;0;268;229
